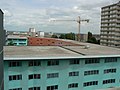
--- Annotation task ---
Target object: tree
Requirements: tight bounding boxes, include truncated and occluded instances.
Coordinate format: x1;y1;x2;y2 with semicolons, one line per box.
87;32;100;44
88;32;92;40
65;32;75;40
59;34;65;39
51;35;58;38
8;41;14;46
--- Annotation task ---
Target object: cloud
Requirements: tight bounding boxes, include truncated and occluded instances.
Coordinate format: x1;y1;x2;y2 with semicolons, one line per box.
0;0;119;33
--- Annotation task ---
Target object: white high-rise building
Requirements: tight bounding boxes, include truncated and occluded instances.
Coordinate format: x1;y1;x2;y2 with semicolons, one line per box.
100;1;120;48
29;28;36;37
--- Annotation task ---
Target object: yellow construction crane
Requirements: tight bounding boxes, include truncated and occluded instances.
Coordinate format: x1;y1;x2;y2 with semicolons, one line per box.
51;16;89;41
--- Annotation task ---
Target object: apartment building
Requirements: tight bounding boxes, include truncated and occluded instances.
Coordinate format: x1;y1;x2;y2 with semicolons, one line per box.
0;9;4;90
4;43;120;90
6;35;27;46
100;1;120;48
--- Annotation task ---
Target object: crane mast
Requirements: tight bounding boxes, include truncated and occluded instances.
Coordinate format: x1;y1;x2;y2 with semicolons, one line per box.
51;16;89;41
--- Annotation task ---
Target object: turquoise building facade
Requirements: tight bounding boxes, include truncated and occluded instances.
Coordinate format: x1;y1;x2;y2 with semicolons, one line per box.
6;35;27;46
4;56;120;90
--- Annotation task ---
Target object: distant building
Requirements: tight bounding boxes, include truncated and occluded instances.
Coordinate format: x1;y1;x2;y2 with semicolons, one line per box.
80;34;88;42
6;35;27;46
100;1;120;48
0;9;4;90
7;31;28;37
37;31;45;37
36;31;53;38
29;28;36;37
4;43;120;90
28;37;81;46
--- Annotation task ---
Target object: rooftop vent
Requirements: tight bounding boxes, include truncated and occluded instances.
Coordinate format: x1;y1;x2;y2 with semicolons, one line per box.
84;45;90;49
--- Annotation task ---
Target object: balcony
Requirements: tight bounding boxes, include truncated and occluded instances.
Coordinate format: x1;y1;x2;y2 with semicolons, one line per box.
101;21;117;24
100;41;108;44
100;41;114;45
100;34;108;36
101;30;115;32
100;37;114;40
116;25;120;27
101;9;115;13
115;34;120;37
114;38;120;41
116;11;120;14
115;30;120;32
116;20;120;23
116;7;120;10
101;26;116;28
114;42;120;45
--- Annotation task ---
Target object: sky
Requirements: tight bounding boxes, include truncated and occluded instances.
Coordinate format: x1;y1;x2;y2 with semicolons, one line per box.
0;0;119;34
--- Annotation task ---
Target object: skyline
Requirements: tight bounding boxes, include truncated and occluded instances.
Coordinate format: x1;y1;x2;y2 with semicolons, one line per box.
0;0;119;34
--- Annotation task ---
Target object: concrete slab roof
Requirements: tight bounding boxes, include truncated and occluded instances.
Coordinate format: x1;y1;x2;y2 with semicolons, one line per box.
4;41;120;60
4;46;81;60
7;35;27;39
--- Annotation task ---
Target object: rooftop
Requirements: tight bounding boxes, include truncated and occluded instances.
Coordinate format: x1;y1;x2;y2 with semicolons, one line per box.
4;41;120;60
0;9;4;14
102;1;120;8
7;35;27;39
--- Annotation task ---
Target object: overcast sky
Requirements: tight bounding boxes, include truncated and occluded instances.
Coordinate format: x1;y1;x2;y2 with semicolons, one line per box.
0;0;119;34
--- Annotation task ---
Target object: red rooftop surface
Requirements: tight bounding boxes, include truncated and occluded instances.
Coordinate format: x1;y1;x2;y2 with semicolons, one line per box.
28;37;81;46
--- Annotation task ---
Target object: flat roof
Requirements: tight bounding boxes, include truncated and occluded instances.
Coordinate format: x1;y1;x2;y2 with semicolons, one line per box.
4;42;120;60
102;1;120;8
7;35;27;39
4;46;81;60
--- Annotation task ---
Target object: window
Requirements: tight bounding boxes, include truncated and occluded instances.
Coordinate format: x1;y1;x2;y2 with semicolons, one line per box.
47;60;59;66
28;87;40;90
104;58;117;63
28;61;41;66
68;83;78;88
47;73;59;78
9;88;22;90
83;81;98;87
69;59;79;64
9;61;22;67
85;58;100;64
103;79;115;84
47;85;58;90
84;70;99;76
104;68;116;74
9;75;22;81
29;74;40;80
69;71;79;76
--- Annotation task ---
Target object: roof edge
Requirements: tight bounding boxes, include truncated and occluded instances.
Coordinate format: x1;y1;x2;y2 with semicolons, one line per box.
0;9;4;14
102;1;120;9
4;55;120;61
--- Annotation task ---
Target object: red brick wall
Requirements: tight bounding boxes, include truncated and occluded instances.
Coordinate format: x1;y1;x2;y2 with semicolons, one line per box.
28;37;81;46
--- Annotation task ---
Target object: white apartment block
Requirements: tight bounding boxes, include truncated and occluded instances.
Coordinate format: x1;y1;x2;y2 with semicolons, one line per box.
100;1;120;48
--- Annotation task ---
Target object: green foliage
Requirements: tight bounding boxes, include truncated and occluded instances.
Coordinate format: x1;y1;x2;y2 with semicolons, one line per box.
8;41;14;46
87;32;100;44
51;32;75;40
88;32;92;40
51;35;58;38
67;32;75;40
59;34;65;39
